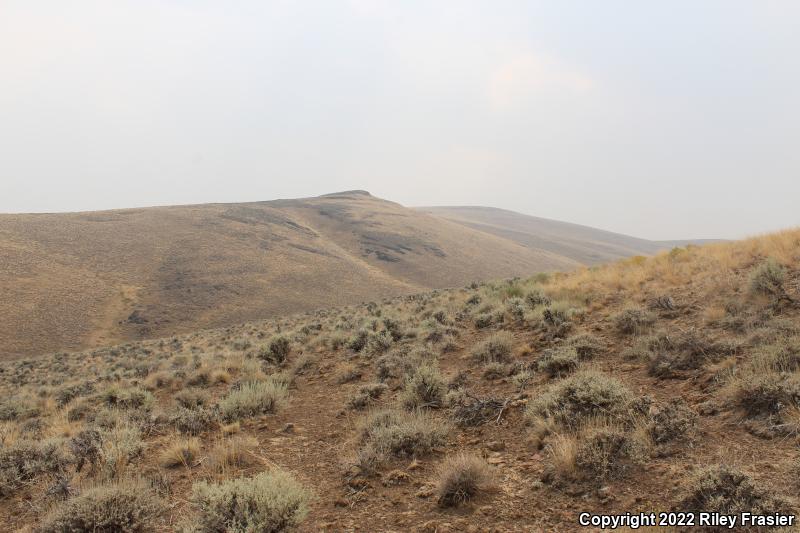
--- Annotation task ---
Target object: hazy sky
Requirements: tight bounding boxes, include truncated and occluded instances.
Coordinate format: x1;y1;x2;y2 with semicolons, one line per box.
1;1;798;239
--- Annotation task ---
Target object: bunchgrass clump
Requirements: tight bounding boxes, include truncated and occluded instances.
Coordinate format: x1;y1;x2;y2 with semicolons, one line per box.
159;437;200;468
436;454;492;507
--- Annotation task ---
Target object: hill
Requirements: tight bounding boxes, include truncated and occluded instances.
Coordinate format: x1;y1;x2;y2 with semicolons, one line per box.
0;230;797;531
418;205;718;265
0;191;668;359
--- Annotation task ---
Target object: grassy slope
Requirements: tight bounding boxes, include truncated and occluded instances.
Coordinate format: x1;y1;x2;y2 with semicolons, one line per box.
0;229;798;531
0;191;577;359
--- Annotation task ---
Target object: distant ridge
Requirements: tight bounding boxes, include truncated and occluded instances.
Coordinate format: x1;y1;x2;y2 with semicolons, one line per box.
0;192;708;359
417;205;720;265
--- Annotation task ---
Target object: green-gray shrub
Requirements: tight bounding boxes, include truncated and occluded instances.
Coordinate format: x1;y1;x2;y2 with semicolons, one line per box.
38;481;163;532
471;332;513;364
219;380;288;421
190;470;310;532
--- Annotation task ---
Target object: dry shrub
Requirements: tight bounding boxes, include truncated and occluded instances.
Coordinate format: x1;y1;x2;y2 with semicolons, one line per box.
749;258;789;301
677;465;792;523
401;365;446;409
729;373;800;417
38;480;164;533
548;421;648;482
648;398;698;445
335;363;362;384
614;307;655;335
471;332;514;364
347;383;388;410
526;369;637;429
436;454;493;507
568;333;605;360
219;379;287;421
537;346;579;377
258;336;291;365
357;409;449;460
170;405;216;435
0;439;69;498
190;470;310;532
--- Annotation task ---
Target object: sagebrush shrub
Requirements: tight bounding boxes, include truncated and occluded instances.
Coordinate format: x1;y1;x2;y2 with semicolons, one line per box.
648;398;698;445
259;336;291;365
401;365;446;409
38;481;163;532
568;334;605;360
678;465;791;516
749;258;788;300
190;470;310;532
573;424;645;480
527;370;636;428
614;307;655;335
0;439;69;498
537;346;579;377
358;409;449;459
219;380;288;421
347;383;388;410
170;406;217;435
471;332;513;364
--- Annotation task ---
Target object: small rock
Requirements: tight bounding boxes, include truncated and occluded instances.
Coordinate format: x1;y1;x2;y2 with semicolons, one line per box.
281;423;295;433
487;440;505;452
383;470;411;486
415;485;435;498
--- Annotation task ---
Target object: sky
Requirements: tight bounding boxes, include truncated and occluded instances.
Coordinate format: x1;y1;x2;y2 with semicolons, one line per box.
1;1;798;240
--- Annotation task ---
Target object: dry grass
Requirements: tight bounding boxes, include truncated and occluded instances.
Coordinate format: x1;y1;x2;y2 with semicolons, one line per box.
207;435;259;475
159;437;200;468
435;454;493;507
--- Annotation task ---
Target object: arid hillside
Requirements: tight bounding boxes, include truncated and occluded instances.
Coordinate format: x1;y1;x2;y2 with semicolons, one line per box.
419;205;718;265
1;191;666;359
0;229;797;531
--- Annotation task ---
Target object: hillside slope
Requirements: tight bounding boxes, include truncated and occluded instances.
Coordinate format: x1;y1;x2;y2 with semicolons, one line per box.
0;191;576;359
417;205;715;265
0;230;798;531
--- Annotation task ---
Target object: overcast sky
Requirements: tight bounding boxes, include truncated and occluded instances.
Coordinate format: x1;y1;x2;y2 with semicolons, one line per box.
1;1;798;240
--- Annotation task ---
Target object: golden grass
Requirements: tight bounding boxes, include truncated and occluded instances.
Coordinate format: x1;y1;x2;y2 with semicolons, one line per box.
159;437;201;468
